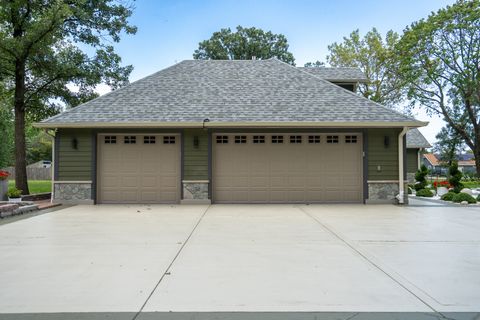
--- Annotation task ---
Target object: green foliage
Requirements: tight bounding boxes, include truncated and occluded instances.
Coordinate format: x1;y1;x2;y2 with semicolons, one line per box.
414;165;429;191
26;127;52;165
304;61;325;68
193;26;295;65
408;187;412;195
477;194;480;201
448;162;464;193
416;188;434;197
396;0;480;175
320;28;404;107
452;192;477;204
7;187;22;198
434;125;465;166
441;191;456;201
0;103;14;168
8;180;51;194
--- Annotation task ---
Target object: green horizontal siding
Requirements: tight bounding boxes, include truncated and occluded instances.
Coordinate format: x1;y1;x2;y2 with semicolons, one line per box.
407;149;419;173
367;128;401;181
183;129;209;180
57;129;92;181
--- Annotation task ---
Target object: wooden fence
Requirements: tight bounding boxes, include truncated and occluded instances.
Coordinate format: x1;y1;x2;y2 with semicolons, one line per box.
2;167;52;180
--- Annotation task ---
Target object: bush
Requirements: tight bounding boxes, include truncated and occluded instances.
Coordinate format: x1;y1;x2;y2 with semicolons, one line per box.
414;165;429;191
448;162;464;193
452;192;477;204
416;188;434;197
441;191;456;201
7;187;22;198
477;194;480;201
408;187;412;195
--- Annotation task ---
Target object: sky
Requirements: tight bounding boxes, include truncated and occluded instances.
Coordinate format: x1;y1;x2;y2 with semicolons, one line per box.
99;0;457;144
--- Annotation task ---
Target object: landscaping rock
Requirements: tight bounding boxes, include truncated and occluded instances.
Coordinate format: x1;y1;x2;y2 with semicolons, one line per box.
437;187;449;196
461;188;473;195
461;201;469;205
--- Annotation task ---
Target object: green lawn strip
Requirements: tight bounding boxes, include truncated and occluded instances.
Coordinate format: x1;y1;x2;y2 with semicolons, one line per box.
7;180;52;194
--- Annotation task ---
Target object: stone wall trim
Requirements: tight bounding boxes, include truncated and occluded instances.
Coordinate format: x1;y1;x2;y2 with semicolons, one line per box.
54;182;93;204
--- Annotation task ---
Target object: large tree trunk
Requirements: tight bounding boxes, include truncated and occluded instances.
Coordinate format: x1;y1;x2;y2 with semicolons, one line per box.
14;59;29;195
475;145;480;178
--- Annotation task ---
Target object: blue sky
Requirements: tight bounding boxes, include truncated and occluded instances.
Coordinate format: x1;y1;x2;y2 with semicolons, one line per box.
103;0;457;142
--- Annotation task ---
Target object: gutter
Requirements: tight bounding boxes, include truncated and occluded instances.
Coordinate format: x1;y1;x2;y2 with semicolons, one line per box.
396;127;409;204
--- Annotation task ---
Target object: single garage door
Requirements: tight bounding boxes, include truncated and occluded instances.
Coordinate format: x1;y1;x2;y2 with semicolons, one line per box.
97;134;180;203
213;133;363;203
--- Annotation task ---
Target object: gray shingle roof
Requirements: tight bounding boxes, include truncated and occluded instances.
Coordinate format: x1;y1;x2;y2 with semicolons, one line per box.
406;128;431;148
39;59;424;128
299;67;368;82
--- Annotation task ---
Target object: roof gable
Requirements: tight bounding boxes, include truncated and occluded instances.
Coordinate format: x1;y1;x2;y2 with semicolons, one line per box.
299;67;368;83
406;128;431;149
39;59;425;128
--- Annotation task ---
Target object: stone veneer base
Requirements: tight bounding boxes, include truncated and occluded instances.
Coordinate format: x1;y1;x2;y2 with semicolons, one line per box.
366;182;409;204
182;180;209;201
54;182;93;204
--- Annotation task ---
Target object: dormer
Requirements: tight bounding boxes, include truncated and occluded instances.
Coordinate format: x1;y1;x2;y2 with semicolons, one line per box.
299;67;368;92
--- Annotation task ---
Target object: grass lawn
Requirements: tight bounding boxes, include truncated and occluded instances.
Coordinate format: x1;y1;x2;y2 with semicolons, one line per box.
8;180;52;194
462;181;480;189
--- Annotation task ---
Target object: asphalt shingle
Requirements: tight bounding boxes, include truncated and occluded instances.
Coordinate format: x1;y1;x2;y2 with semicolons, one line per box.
299;67;368;82
40;59;423;127
406;128;431;148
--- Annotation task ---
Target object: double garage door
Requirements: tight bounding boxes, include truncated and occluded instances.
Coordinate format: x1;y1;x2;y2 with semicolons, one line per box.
213;133;363;203
97;132;363;204
97;134;180;203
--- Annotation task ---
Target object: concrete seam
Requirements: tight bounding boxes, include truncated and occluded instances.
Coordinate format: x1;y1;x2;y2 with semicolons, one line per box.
132;205;211;320
297;205;446;317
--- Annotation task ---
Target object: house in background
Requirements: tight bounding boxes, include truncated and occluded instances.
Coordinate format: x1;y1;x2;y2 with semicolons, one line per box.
423;153;476;175
406;128;431;182
36;59;427;205
423;153;445;175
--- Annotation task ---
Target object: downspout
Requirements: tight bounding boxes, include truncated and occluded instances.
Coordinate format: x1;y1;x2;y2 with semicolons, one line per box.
396;127;409;204
417;148;422;170
44;129;56;203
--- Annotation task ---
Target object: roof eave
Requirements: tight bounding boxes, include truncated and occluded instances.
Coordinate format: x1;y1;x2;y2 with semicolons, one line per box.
34;120;428;129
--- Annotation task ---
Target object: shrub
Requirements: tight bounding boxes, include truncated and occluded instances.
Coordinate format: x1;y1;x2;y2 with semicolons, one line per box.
7;187;22;198
477;194;480;201
452;192;477;204
448;162;464;193
414;165;429;191
408;187;412;195
441;192;456;201
416;188;434;197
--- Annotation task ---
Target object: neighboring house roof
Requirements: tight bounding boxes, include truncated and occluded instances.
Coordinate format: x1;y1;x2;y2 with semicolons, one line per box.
298;67;369;83
406;128;431;149
458;160;476;167
423;153;440;166
38;59;426;128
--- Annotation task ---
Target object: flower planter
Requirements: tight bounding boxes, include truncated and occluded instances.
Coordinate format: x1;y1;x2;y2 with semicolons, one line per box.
0;179;7;201
8;197;22;203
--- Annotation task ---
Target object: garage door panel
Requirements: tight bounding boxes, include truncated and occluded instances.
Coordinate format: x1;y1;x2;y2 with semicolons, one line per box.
98;134;180;204
213;133;362;203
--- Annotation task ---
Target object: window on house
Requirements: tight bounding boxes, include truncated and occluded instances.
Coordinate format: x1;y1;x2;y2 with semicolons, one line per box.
345;135;358;144
326;135;339;144
124;136;136;144
253;135;265;144
235;135;247;144
308;135;320;144
104;136;116;144
163;136;176;144
271;135;284;144
143;136;156;144
290;135;302;144
216;136;228;144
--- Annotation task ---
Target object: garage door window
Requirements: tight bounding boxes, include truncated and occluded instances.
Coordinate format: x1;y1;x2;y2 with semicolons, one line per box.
308;135;320;144
235;135;247;144
143;136;156;144
124;136;136;144
327;135;339;144
345;135;358;143
290;135;302;144
163;136;176;144
104;136;116;144
253;135;265;144
216;136;228;144
272;135;284;143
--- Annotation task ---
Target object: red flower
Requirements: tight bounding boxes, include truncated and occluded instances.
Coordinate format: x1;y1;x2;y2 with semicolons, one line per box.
433;180;450;189
0;170;9;180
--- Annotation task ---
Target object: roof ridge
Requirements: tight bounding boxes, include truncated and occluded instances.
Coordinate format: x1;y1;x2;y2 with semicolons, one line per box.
274;59;422;124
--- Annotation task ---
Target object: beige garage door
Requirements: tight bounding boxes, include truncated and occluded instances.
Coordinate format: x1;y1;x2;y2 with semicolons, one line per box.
213;133;363;203
97;134;180;203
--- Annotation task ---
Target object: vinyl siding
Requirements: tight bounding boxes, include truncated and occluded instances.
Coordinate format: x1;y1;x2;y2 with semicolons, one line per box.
367;128;401;181
183;129;209;180
407;149;419;173
57;129;92;181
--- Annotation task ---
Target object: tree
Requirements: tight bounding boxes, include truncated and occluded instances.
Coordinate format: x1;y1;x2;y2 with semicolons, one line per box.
448;162;464;193
396;0;480;175
0;102;14;168
414;164;429;191
308;28;404;107
193;26;295;65
0;0;136;194
434;125;465;166
304;60;324;68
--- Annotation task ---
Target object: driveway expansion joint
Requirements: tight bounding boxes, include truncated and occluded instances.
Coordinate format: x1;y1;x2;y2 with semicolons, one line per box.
132;205;211;320
297;205;446;317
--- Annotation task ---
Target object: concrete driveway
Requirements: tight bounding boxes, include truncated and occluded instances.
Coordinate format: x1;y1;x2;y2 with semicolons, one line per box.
0;204;479;320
